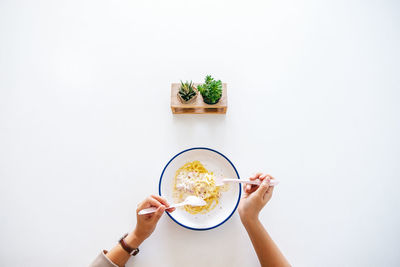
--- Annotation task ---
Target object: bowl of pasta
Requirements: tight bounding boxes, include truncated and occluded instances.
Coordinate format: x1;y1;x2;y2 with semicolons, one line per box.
159;147;241;230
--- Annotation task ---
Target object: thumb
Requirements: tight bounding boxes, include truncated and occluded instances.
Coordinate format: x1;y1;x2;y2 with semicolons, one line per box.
152;205;165;222
254;179;269;198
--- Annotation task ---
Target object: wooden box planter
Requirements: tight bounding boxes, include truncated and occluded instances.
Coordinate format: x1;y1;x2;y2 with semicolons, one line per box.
171;83;227;114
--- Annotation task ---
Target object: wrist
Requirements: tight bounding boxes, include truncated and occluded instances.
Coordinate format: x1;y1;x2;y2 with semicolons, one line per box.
241;216;260;228
125;231;144;248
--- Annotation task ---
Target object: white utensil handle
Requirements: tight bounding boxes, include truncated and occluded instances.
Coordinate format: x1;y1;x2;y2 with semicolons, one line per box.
171;202;186;208
223;179;260;185
223;178;279;186
268;180;279;186
138;207;157;215
138;203;185;215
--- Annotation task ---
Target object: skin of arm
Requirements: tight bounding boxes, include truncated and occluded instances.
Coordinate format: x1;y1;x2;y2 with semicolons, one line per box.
238;173;291;267
105;195;175;267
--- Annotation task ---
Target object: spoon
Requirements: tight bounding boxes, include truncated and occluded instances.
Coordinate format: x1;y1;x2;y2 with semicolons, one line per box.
216;178;279;187
138;196;206;215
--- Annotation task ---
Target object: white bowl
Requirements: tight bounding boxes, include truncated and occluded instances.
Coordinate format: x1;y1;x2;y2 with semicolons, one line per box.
159;147;241;230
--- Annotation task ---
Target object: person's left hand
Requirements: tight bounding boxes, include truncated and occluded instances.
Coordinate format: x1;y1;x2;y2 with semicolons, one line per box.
126;195;175;246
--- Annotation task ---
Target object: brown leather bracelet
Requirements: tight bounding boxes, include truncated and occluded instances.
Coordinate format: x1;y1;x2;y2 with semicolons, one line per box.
119;233;140;256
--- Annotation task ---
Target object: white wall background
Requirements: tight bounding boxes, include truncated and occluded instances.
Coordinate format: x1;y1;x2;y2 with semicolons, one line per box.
1;0;399;266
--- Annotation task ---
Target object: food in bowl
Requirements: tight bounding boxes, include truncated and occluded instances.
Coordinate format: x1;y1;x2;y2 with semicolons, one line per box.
173;160;228;214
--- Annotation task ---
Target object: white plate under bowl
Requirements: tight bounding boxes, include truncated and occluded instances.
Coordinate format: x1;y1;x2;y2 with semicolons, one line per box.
159;147;241;231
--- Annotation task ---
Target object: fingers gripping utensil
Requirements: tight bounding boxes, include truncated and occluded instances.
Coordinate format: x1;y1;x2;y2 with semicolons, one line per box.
138;196;206;215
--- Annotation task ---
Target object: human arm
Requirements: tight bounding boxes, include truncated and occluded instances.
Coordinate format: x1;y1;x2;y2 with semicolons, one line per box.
89;195;175;267
238;173;290;267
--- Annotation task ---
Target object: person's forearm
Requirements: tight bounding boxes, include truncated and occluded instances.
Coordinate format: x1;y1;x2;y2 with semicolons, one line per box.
243;219;290;267
105;231;144;267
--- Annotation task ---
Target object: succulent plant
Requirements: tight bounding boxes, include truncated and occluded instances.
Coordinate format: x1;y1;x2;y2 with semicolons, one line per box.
197;75;222;104
178;81;197;102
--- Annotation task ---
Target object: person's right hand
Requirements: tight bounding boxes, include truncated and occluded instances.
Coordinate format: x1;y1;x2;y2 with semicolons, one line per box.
238;173;275;225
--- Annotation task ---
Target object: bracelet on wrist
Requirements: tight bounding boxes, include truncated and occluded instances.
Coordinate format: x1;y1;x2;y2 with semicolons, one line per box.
119;233;140;256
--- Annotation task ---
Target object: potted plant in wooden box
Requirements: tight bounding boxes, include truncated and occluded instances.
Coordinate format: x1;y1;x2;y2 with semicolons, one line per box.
177;81;198;104
197;75;222;104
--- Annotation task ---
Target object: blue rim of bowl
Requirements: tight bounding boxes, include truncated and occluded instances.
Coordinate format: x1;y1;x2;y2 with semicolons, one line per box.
159;147;241;231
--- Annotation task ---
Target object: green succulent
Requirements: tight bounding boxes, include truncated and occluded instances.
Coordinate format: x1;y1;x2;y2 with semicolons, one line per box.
197;75;222;104
178;81;197;101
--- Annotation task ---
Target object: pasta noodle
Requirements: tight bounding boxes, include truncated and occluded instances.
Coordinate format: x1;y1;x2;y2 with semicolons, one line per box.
173;161;222;214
